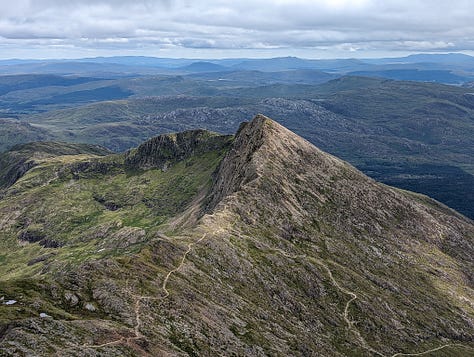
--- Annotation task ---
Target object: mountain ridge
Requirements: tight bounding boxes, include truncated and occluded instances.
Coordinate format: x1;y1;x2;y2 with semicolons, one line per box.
0;141;112;189
0;115;473;356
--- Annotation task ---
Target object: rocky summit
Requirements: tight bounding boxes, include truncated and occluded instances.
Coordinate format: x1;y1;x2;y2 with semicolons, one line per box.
0;115;473;356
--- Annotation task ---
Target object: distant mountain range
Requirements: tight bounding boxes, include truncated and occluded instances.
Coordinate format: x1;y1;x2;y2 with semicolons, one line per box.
1;53;474;84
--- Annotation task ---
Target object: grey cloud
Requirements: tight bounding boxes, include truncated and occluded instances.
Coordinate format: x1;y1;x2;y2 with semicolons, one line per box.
0;0;474;58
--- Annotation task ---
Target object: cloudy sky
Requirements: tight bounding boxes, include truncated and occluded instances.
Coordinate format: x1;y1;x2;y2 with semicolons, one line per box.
1;0;473;59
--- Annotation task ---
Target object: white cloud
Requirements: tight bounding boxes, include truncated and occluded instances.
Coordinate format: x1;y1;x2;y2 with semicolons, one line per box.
0;0;473;58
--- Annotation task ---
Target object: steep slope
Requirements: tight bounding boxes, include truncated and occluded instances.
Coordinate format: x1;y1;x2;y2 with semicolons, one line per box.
0;141;112;189
0;131;232;276
125;129;233;171
197;115;474;355
0;116;473;356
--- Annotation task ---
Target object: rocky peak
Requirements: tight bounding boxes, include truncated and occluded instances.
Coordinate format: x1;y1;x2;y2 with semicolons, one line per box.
205;113;354;211
124;129;233;171
206;114;473;251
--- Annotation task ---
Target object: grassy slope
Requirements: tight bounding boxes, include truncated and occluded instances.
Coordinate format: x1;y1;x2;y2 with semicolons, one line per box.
0;135;229;341
0;146;226;274
0;142;112;189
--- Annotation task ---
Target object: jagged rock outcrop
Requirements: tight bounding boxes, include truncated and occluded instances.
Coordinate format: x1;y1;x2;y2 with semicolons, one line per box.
204;116;266;211
125;129;233;171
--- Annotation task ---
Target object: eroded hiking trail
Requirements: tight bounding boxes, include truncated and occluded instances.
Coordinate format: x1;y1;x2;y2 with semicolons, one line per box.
234;231;471;357
389;344;473;357
60;228;472;356
161;233;207;299
60;233;208;356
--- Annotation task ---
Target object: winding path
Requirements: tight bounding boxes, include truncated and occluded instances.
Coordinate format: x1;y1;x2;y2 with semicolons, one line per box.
313;259;384;357
161;233;207;298
254;242;471;357
65;233;208;355
390;343;471;357
62;230;472;357
266;245;384;356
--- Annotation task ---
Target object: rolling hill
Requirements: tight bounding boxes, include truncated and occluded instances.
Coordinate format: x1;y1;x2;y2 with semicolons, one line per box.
0;119;54;152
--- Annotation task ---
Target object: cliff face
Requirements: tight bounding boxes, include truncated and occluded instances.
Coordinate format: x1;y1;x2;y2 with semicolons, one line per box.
125;129;233;171
204;117;266;211
0;141;111;189
0;116;473;356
